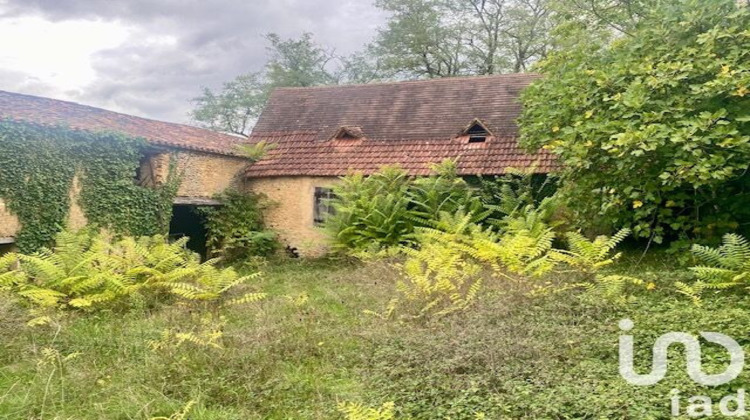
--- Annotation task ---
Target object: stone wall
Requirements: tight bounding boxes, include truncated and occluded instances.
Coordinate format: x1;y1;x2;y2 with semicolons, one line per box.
0;149;248;244
150;151;248;199
0;199;20;239
68;174;88;230
247;176;340;257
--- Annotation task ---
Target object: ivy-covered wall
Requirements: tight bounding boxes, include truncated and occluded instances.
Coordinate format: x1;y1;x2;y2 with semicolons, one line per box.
0;120;180;252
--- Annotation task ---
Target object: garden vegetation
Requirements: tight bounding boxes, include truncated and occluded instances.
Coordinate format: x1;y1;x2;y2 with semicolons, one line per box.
1;1;750;418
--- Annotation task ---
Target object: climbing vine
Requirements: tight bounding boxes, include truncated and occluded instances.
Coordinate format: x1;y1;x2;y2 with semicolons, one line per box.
0;120;179;252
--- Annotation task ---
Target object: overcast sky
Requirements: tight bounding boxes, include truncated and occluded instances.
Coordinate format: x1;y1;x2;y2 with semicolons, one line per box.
0;0;385;124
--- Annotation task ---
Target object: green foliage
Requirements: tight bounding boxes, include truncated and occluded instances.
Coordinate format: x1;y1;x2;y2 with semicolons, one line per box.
0;120;179;252
680;233;750;304
391;214;485;319
378;204;563;319
407;160;486;227
327;166;414;252
549;229;643;302
235;140;276;162
372;0;553;77
0;229;265;313
200;189;279;262
327;161;489;254
190;72;268;136
520;0;750;243
551;228;631;274
265;32;339;88
2;253;744;419
338;401;395;420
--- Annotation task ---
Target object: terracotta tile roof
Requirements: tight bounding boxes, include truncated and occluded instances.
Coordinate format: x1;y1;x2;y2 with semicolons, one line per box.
0;90;245;155
246;74;557;177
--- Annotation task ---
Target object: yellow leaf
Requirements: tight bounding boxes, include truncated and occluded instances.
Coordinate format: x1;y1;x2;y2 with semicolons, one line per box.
632;200;644;209
552;126;560;133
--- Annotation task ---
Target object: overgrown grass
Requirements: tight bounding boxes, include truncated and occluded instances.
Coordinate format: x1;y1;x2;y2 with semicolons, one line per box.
2;253;750;419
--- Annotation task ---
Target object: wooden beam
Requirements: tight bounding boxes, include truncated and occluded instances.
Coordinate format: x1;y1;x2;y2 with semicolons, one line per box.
173;196;222;206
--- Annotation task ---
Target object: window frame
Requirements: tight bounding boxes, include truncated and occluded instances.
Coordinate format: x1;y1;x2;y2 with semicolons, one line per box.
313;187;336;226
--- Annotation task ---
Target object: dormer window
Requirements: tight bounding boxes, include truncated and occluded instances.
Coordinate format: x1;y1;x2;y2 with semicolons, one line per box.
331;125;365;141
463;120;491;143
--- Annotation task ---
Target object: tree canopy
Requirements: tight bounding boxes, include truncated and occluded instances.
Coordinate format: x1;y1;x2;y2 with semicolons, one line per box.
520;0;750;243
190;33;342;135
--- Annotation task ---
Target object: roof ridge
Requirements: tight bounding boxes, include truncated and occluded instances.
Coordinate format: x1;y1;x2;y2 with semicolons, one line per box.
271;72;540;92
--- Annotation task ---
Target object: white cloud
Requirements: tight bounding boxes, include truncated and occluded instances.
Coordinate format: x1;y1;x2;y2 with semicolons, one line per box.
0;0;386;123
0;16;131;95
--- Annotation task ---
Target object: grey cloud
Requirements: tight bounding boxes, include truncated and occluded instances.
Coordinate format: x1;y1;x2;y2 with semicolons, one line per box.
0;0;386;123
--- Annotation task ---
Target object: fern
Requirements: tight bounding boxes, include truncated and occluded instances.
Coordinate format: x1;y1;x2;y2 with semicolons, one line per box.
0;229;265;313
550;229;631;274
680;234;750;303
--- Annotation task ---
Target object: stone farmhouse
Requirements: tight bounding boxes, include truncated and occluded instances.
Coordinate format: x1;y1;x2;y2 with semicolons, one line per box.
0;74;553;257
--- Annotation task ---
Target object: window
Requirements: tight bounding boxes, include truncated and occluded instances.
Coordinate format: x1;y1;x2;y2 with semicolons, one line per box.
135;154;155;186
331;126;365;141
465;121;489;143
314;187;336;226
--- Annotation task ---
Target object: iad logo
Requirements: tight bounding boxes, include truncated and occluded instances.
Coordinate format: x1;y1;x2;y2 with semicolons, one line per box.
618;318;744;386
618;319;746;417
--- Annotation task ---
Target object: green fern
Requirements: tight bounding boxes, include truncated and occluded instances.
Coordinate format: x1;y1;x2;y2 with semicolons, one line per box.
0;229;265;313
680;234;750;303
550;229;631;274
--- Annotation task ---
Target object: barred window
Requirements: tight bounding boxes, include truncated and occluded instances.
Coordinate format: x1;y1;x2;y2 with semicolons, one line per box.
314;187;336;226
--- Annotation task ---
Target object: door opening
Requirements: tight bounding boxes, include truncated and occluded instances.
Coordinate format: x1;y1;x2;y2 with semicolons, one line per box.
169;205;209;260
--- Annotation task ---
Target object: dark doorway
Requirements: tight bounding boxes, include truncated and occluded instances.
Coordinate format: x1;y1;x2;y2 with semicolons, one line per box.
169;205;209;260
0;242;15;256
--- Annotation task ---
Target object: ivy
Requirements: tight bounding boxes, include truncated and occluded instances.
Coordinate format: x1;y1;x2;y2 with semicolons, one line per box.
199;189;278;262
0;120;179;252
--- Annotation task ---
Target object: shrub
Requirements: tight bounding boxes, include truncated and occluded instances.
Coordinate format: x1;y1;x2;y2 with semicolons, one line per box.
328;160;496;254
200;189;279;262
406;160;485;227
378;208;558;320
0;229;265;316
520;0;750;243
327;166;414;252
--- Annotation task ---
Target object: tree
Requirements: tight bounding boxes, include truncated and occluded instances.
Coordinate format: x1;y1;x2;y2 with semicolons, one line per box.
372;0;472;78
191;33;340;135
371;0;554;78
520;0;750;243
265;32;338;87
190;72;267;136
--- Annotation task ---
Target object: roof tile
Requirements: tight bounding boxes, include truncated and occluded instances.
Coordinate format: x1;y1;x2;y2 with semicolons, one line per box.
0;90;245;155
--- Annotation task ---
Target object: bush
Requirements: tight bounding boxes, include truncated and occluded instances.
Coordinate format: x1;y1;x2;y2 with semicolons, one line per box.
0;229;265;316
327;160;508;254
327;166;414;252
200;189;279;262
520;0;750;243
